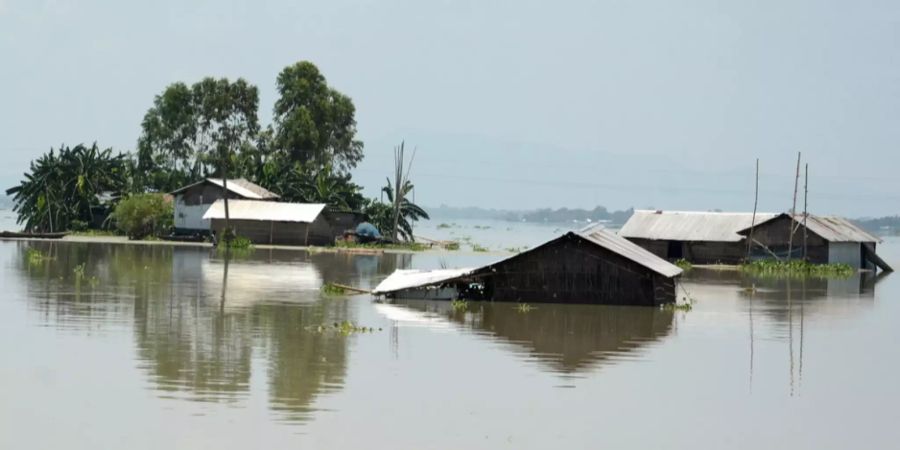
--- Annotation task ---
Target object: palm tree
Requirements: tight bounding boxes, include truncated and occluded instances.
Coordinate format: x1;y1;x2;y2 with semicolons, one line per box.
381;178;429;242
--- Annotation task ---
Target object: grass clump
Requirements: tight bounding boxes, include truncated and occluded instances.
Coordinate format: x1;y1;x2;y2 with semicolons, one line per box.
516;303;535;313
335;240;429;252
444;241;460;251
72;262;86;279
471;244;489;252
661;302;693;312
450;299;468;311
741;259;854;278
321;282;347;295
674;258;693;271
437;223;453;229
224;235;254;250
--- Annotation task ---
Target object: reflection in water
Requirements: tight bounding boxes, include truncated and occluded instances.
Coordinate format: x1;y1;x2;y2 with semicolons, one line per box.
386;299;675;374
11;242;360;424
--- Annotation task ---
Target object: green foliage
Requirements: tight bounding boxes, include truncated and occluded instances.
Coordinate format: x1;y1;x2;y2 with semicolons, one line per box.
273;61;363;172
741;259;855;278
472;244;489;252
381;178;429;242
113;194;173;239
311;321;380;335
334;239;428;252
225;235;254;250
444;241;461;251
321;283;347;295
516;303;535;313
6;143;129;232
661;302;693;312
137;78;260;192
450;299;468;311
674;259;693;271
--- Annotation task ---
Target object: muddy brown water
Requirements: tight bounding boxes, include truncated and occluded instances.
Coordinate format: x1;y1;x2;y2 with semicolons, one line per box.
1;238;898;449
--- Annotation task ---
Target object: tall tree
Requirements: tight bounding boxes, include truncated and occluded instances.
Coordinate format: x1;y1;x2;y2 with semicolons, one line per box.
191;77;260;240
137;82;199;192
273;61;363;172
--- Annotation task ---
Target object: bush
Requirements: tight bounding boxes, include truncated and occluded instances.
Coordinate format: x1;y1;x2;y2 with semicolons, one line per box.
113;194;173;240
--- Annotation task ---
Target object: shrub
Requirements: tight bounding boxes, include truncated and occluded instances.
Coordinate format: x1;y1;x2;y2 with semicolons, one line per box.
113;194;173;240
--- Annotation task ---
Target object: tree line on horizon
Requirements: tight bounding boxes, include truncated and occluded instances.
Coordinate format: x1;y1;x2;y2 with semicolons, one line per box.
5;61;428;240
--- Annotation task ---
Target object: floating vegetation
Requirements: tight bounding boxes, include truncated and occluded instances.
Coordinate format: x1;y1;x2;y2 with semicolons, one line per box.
321;282;347;295
505;246;524;253
444;241;461;251
437;223;453;229
661;301;693;312
741;259;854;278
335;240;429;252
225;235;254;250
450;299;468;311
674;259;693;271
473;225;491;230
72;263;86;279
472;244;489;252
310;321;381;335
516;303;535;313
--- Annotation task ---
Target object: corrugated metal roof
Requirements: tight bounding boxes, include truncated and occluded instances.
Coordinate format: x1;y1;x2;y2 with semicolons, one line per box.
372;225;681;295
619;210;777;242
372;268;476;295
203;199;325;223
741;213;881;243
170;178;279;200
575;224;683;278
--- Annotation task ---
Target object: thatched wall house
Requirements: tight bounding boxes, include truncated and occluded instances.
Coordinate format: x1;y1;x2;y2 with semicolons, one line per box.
619;210;777;264
373;225;682;306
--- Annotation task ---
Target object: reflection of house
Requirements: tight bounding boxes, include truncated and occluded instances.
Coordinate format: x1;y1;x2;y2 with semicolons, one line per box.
737;213;892;272
170;178;279;232
619;210;777;264
388;299;674;373
374;225;682;306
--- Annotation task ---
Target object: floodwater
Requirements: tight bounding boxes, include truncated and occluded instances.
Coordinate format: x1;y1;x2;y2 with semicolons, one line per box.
1;233;899;449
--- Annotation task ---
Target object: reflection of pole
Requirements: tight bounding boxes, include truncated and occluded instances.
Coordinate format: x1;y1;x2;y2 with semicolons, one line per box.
788;278;794;396
220;249;230;312
746;159;760;261
749;285;755;393
800;278;805;392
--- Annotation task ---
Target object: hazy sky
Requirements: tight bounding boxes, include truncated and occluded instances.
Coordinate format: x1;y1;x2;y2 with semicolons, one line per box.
1;0;898;216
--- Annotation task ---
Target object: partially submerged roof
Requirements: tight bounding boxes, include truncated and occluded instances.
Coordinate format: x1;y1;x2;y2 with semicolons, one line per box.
203;199;325;223
619;210;777;242
738;213;881;243
372;225;681;295
171;178;279;200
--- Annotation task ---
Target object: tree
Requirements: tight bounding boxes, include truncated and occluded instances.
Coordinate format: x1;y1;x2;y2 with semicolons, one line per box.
137;82;199;192
273;61;363;172
191;77;260;240
6;143;128;231
381;178;429;242
113;193;173;239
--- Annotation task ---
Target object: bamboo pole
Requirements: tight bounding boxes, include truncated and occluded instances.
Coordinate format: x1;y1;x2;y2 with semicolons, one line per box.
803;163;809;260
746;158;759;260
787;152;801;261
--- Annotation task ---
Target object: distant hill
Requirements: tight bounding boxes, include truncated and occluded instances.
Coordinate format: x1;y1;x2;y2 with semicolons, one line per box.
853;216;900;235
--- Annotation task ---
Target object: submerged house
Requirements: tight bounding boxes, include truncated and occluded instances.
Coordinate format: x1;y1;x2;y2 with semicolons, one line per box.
738;213;892;272
373;225;683;306
171;178;279;233
203;200;364;246
619;210;777;264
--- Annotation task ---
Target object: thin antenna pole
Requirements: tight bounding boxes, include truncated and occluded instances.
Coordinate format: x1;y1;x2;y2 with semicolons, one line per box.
787;152;801;261
803;163;809;260
746;158;760;260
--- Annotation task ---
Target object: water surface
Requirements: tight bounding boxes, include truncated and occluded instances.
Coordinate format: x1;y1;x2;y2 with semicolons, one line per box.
1;236;898;449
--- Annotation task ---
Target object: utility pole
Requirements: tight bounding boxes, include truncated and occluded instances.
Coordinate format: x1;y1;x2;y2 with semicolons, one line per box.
802;163;809;260
787;152;801;261
746;158;759;260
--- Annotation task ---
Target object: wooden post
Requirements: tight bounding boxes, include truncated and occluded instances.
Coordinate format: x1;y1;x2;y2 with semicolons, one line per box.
802;163;808;260
746;158;760;261
269;220;274;245
787;152;801;261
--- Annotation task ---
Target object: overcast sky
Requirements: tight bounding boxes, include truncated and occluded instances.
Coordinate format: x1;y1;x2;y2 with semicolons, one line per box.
1;0;898;216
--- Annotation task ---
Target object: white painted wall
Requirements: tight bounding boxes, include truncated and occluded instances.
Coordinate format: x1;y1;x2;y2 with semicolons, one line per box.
174;197;211;231
828;242;862;268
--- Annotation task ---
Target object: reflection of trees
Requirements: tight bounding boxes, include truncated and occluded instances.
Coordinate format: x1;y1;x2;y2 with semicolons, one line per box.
393;300;674;373
11;242;356;423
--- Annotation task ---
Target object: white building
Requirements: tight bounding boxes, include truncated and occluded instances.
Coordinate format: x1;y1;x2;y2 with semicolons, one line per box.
170;178;279;233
